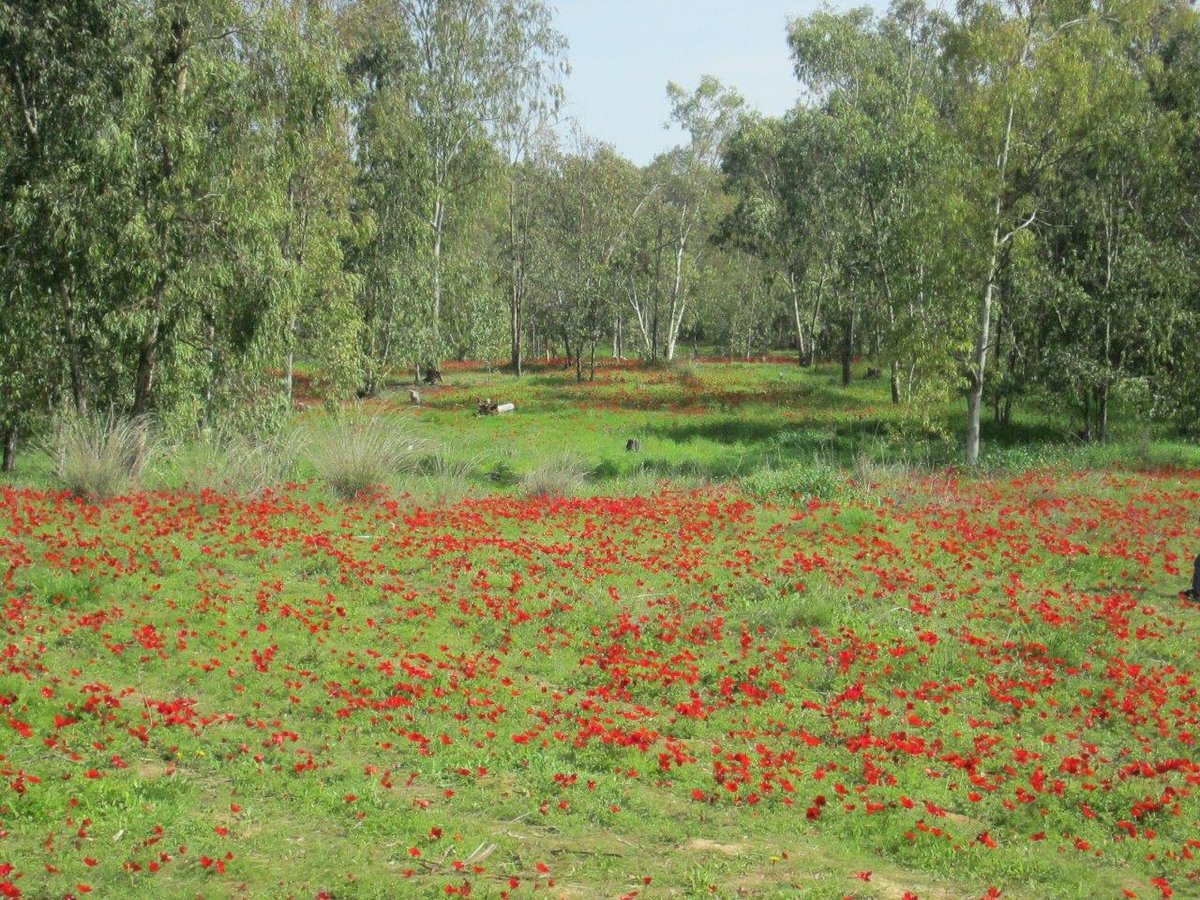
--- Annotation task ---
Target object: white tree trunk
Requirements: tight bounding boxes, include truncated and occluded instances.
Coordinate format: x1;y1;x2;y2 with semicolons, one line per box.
966;103;1015;467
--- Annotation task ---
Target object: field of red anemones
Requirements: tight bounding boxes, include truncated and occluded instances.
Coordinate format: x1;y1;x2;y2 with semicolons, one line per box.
1;470;1199;898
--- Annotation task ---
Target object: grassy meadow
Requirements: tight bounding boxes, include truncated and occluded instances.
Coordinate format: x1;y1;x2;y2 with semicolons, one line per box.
1;359;1199;899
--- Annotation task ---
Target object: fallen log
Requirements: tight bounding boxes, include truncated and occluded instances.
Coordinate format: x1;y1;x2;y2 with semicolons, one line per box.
476;399;515;416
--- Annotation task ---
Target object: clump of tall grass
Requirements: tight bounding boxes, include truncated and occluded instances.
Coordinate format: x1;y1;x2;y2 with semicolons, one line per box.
415;446;484;481
739;460;846;501
305;414;421;499
851;452;916;502
173;428;303;497
521;455;588;499
672;362;702;388
404;446;485;506
50;413;150;500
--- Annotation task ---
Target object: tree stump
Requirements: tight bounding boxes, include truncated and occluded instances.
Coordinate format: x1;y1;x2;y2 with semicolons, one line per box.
1183;554;1200;602
625;439;641;453
409;389;421;406
424;367;443;385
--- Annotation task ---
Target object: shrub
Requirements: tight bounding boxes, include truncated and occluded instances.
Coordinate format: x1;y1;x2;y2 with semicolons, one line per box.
173;428;302;497
673;363;701;387
51;413;149;500
521;456;588;499
305;414;420;499
406;447;484;506
415;447;483;481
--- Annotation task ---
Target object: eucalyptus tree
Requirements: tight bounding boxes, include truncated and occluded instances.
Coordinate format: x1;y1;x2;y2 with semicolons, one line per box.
495;53;566;376
0;0;139;453
340;0;431;394
943;0;1126;463
655;76;744;361
610;163;669;360
1146;2;1200;431
256;0;361;409
720;110;846;368
1031;21;1175;439
529;138;640;380
788;1;967;401
338;0;564;381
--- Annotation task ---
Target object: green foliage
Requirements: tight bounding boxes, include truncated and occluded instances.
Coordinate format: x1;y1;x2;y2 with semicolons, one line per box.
5;0;1200;472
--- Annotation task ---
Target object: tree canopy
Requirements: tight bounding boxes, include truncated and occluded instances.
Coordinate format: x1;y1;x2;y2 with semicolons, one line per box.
4;0;1200;465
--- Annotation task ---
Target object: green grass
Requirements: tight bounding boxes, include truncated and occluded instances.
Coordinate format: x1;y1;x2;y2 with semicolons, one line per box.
4;358;1194;497
1;360;1198;898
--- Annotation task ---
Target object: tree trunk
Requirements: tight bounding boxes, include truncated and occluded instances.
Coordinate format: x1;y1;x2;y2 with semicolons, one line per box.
284;310;297;406
131;295;161;417
651;223;663;361
966;102;1017;467
1;427;16;473
789;272;806;367
201;308;216;426
508;181;523;376
890;361;901;405
62;286;87;416
1098;313;1111;441
430;193;445;372
665;231;687;361
841;310;854;387
134;11;188;419
806;265;827;367
561;328;573;370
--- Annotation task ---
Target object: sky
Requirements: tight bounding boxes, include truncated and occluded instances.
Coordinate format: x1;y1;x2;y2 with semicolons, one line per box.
552;0;832;164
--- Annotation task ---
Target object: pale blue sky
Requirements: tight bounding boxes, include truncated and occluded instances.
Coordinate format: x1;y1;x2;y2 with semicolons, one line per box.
552;1;843;163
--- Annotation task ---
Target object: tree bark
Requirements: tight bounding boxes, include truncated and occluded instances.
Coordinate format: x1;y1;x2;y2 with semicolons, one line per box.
430;194;444;371
841;310;854;387
508;180;523;376
134;10;188;418
651;223;663;361
665;229;688;361
62;286;87;416
789;272;806;367
1;427;16;473
966;102;1016;467
131;292;161;417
